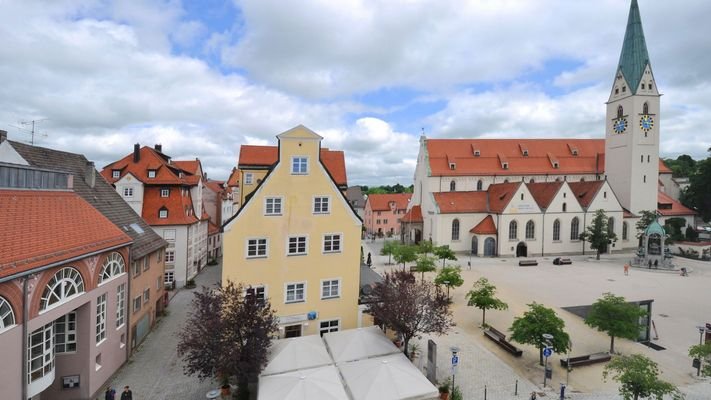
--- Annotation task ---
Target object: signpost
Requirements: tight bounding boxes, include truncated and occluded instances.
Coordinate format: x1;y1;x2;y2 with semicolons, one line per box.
450;346;460;391
542;333;554;388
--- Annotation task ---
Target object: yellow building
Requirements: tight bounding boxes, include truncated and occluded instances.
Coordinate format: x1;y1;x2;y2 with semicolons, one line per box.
223;125;362;337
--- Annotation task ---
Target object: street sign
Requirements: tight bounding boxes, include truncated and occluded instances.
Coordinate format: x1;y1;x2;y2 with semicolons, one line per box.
543;347;553;358
451;355;459;366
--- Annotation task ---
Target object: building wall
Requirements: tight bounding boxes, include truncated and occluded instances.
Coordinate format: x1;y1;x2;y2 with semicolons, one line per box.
128;249;165;352
364;204;405;236
154;225;189;288
239;169;269;205
114;174;144;216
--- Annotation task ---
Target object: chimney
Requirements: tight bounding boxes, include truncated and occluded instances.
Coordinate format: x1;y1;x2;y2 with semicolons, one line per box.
154;144;162;153
85;161;96;188
133;143;140;163
0;130;7;143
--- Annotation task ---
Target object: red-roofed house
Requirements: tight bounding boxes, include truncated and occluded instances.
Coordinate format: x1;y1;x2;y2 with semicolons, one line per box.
364;193;411;237
101;144;209;288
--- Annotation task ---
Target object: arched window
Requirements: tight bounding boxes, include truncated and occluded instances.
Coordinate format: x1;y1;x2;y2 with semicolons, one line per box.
622;222;628;240
643;102;649;115
553;219;561;241
40;267;85;311
525;220;535;240
0;296;15;330
608;217;615;236
449;180;456;192
509;220;518;240
570;217;580;240
580;177;585;182
617;105;623;119
451;219;460;241
503;179;509;183
99;252;125;284
476;180;483;191
562;202;567;212
529;178;535;183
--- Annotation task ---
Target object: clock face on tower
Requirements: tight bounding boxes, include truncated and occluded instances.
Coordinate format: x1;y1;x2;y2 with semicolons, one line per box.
613;118;628;134
640;115;654;132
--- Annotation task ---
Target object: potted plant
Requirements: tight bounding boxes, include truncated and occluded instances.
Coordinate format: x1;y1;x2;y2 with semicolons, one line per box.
219;374;231;396
438;380;450;400
408;342;420;361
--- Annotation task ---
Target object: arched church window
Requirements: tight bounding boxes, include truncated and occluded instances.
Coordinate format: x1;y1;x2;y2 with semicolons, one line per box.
525;220;535;240
622;222;628;240
562;203;567;212
643;102;649;115
449;180;456;192
0;296;15;330
509;221;518;240
451;219;460;241
99;252;125;284
40;267;85;311
570;217;580;240
617;106;623;119
476;180;483;191
608;217;615;236
553;219;561;241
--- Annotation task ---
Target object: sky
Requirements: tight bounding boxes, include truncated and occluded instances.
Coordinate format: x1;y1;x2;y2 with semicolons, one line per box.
1;0;710;186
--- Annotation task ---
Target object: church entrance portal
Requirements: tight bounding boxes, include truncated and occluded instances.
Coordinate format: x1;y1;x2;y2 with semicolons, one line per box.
484;238;496;256
471;236;478;255
516;242;527;257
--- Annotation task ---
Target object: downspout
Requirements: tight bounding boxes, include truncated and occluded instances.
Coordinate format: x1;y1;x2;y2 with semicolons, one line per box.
125;247;132;361
496;214;500;257
21;276;28;400
541;210;545;257
582;211;587;255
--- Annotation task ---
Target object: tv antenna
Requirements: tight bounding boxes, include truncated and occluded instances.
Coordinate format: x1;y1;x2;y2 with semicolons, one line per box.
13;119;49;145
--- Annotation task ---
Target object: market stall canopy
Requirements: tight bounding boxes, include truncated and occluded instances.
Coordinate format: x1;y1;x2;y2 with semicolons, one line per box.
258;365;349;400
323;326;401;363
262;334;332;376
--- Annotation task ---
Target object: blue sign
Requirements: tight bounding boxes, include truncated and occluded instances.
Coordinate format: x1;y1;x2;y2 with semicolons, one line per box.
451;355;459;366
543;347;553;358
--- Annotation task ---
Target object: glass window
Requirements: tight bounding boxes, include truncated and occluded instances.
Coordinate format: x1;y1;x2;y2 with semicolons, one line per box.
509;221;518;240
148;170;156;178
570;217;580;240
562;202;567;212
123;187;133;197
321;280;340;299
608;217;615;236
116;284;125;328
319;320;340;336
314;197;330;214
164;270;175;286
288;236;307;255
265;197;282;215
244;173;253;185
285;283;305;303
0;296;16;330
247;238;268;258
291;157;308;174
159;208;168;219
643;102;649;114
28;322;54;384
55;312;77;353
160;188;169;197
477;180;483;191
112;170;120;179
449;180;456;191
133;296;142;314
165;249;175;263
96;293;107;343
622;222;628;241
451;219;460;241
143;256;150;271
40;267;85;311
323;234;341;253
526;220;535;239
99;252;125;284
617;105;623;118
143;288;150;304
553;219;561;241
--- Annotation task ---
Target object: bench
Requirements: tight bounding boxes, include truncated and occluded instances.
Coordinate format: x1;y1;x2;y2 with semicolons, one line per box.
484;327;523;357
553;257;572;265
518;259;538;267
560;352;611;368
409;266;418;273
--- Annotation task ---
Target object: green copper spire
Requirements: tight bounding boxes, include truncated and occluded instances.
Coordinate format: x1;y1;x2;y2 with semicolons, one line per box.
618;0;650;94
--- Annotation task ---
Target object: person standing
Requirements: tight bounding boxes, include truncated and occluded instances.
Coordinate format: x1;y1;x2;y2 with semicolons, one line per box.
120;386;133;400
623;263;630;276
529;391;537;400
105;387;116;400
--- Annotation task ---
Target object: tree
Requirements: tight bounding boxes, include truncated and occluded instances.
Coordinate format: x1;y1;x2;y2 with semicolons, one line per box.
635;210;658;247
417;240;434;255
413;254;436;280
435;266;464;298
177;281;278;399
465;277;508;327
509;302;571;366
689;342;711;377
366;271;453;356
433;245;457;268
663;154;697;178
685;225;699;242
603;354;684;400
585;293;647;354
664;217;686;242
380;240;398;265
579;209;617;260
393;244;418;271
682;152;711;222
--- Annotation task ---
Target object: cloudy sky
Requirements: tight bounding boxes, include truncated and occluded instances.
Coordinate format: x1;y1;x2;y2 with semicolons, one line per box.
1;0;709;186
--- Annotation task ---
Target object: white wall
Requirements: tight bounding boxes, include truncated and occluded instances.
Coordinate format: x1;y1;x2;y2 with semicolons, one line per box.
114;173;144;215
154;225;189;287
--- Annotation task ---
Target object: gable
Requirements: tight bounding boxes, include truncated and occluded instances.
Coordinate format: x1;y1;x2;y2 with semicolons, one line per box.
586;181;623;212
502;184;541;214
0;141;29;166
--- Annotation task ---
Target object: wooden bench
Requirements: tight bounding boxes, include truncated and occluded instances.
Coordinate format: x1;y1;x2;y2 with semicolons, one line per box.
409;266;418;273
560;352;611;368
553;257;572;265
484;327;523;357
518;259;538;267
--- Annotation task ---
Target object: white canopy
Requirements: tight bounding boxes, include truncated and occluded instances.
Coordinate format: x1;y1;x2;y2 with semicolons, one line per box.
339;353;439;400
323;325;401;363
258;365;349;400
262;335;332;376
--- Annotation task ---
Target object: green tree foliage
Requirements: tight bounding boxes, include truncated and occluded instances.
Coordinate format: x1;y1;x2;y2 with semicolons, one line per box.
393;244;418;271
579;209;617;260
685;226;699;242
434;266;464;294
509;302;571;366
361;184;414;195
417;240;434;255
603;354;684;400
177;281;278;399
664;217;686;242
663;155;697;178
413;254;436;280
433;245;457;268
465;277;508;326
380;240;398;265
689;342;711;377
635;210;658;246
682;152;711;222
584;293;648;354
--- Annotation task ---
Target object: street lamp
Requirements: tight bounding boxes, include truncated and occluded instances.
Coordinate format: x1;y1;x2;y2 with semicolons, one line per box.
695;325;708;376
542;333;554;388
566;338;572;386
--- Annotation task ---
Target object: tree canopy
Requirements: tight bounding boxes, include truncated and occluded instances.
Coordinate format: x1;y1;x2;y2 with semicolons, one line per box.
413;254;436;280
433;245;457;268
681;151;711;222
434;266;464;294
366;271;453;356
393;244;418;271
380;240;398;265
361;184;414;195
579;209;617;260
689;342;711;377
509;302;571;365
585;293;647;354
663;154;697;178
465;277;508;326
177;281;278;399
603;354;684;400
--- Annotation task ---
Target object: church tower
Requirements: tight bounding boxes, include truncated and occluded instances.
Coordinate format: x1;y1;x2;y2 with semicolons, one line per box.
605;0;660;215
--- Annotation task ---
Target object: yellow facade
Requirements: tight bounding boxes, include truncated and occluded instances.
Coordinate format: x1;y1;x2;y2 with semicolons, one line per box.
238;169;269;206
223;126;362;337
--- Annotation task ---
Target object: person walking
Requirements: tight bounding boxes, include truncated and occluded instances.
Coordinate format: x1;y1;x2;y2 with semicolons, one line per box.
529;391;537;400
105;387;116;400
623;263;630;276
120;386;133;400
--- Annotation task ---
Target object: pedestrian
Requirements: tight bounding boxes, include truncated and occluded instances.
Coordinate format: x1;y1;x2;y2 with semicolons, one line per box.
367;252;372;267
120;386;133;400
105;387;116;400
530;391;537;400
623;263;629;276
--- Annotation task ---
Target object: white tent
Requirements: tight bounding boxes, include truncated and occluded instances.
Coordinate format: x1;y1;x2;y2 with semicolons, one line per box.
258;365;349;400
323;325;401;363
262;335;332;376
339;353;439;400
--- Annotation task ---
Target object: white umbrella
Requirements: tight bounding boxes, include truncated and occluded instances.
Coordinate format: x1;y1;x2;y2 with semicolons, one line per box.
262;335;332;376
258;365;349;400
323;326;401;363
339;353;439;400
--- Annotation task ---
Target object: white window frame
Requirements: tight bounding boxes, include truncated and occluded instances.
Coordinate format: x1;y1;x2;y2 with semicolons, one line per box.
264;197;283;216
244;173;253;185
159;209;168;219
285;282;306;304
116;283;125;329
148;170;156;178
28;322;54;384
96;293;107;345
164;270;175;286
323;233;342;253
246;238;268;258
40;267;85;312
291;156;308;175
245;285;267;303
0;296;15;331
319;319;340;336
133;296;142;314
160;188;169;197
287;235;308;256
54;312;77;354
165;249;175;263
99;252;125;285
112;170;120;179
320;278;340;299
313;196;330;214
143;288;150;304
123;187;133;198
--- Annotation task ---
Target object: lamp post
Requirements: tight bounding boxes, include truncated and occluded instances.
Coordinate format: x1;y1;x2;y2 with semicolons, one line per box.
542;333;553;388
566;338;572;386
444;280;450;299
695;325;708;376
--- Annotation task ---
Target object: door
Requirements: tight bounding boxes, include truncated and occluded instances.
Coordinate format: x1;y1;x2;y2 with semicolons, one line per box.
471;236;478;256
284;324;302;338
484;238;496;256
516;242;527;257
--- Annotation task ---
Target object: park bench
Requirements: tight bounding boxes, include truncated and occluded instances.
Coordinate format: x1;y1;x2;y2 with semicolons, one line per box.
409;266;418;273
518;259;538;267
559;352;611;368
484;327;523;357
553;257;572;265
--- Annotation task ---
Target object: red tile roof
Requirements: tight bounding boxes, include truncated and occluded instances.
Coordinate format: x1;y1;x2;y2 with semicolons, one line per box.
101;146;203;186
568;181;605;208
433;192;488;213
0;190;132;278
205;179;224;194
208;221;220;235
366;193;412;212
227;168;240;187
142;186;198;226
657;192;696;216
238;145;348;186
470;215;497;234
527;182;564;210
487;182;521;213
172;160;201;175
401;205;423;223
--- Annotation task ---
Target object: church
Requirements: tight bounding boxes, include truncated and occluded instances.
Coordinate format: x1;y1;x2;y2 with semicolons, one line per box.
402;0;695;257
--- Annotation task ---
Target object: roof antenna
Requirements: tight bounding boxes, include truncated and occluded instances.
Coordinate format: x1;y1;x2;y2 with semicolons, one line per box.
12;118;49;145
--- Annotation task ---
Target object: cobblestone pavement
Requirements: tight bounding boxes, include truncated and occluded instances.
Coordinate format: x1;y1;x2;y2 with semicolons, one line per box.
108;263;223;400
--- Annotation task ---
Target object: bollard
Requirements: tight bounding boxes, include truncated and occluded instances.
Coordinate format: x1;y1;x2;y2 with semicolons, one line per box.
515;379;518;396
484;385;487;400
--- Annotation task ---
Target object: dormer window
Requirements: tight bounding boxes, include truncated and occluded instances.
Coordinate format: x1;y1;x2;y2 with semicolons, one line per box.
148;170;156;178
474;150;480;157
572;149;578;156
159;208;168;219
160;188;169;198
112;170;120;179
449;162;456;170
553;162;559;169
522;150;528;157
502;162;509;170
